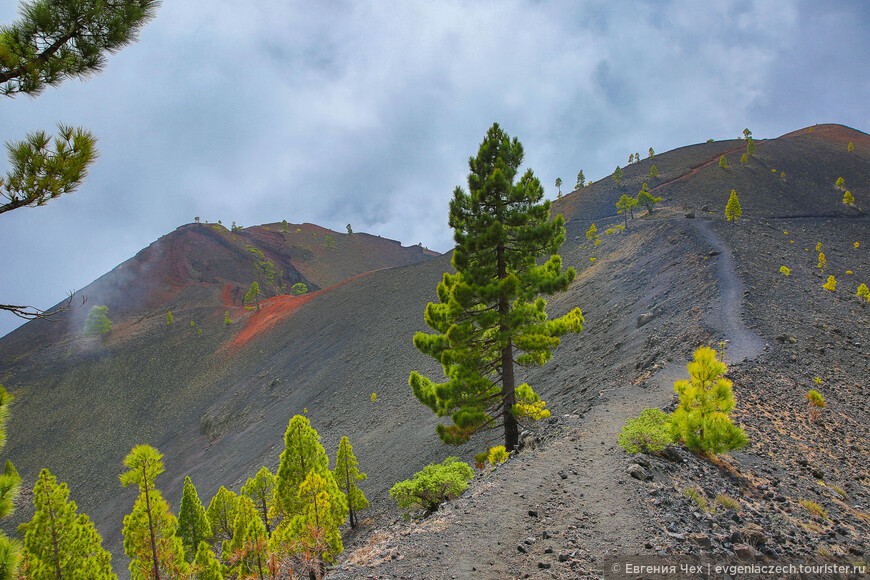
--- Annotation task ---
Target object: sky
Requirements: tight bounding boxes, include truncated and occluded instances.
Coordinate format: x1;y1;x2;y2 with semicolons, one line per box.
1;0;869;337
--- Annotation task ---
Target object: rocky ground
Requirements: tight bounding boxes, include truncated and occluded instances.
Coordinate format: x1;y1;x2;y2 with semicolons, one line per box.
331;210;870;579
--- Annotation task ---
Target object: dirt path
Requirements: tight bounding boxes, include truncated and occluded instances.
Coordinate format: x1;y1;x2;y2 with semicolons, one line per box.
337;216;769;579
691;219;765;363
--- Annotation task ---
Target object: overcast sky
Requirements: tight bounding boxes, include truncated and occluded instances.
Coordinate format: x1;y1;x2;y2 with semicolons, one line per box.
1;0;868;337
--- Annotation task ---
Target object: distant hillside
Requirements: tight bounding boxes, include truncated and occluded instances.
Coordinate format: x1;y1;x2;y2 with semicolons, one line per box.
1;125;867;578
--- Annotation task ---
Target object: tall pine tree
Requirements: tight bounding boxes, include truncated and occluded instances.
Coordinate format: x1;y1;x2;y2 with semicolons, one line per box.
409;123;584;451
120;445;188;580
725;189;742;225
274;416;347;526
18;469;116;579
222;496;269;580
176;476;211;562
334;436;368;529
241;466;277;535
205;487;238;543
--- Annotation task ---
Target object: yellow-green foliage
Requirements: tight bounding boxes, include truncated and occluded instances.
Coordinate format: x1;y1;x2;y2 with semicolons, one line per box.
823;275;836;291
848;141;854;152
487;445;508;465
605;228;616;235
857;283;870;302
618;408;673;454
718;155;728;169
780;266;790;276
683;488;708;511
835;177;845;191
370;392;377;402
818;252;826;271
843;191;855;206
390;458;473;517
669;347;748;455
593;238;601;246
800;499;827;519
512;383;551;421
807;390;826;421
585;223;598;240
715;494;740;511
725;190;741;223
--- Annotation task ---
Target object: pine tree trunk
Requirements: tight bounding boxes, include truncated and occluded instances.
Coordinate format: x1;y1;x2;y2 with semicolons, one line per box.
497;244;519;452
142;467;162;580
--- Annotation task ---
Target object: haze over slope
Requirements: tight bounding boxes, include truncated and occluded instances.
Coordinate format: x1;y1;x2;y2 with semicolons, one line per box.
1;124;868;576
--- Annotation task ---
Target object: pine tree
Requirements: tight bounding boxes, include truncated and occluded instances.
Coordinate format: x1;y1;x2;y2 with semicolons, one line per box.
718;155;728;169
823;275;836;292
847;141;854;152
177;477;211;562
612;165;623;185
648;147;655;158
746;137;756;156
818;252;826;271
190;542;223;580
616;194;638;226
275;472;343;579
409;123;584;451
555;177;562;199
244;282;260;311
835;177;845;191
856;283;870;302
637;183;661;214
740;153;748;166
223;311;231;326
585;223;598;241
205;487;238;542
649;164;658;179
18;469;116;579
290;283;308;296
843;191;855;206
222;497;269;580
575;170;585;189
743;128;752;140
669;347;748;455
166;311;173;325
275;416;347;526
120;445;188;580
83;305;112;337
725;189;741;225
241;466;277;535
0;386;20;580
281;220;290;233
334;436;368;529
0;0;159;319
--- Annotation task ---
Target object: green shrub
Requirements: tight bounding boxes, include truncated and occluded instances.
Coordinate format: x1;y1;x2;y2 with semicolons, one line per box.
806;390;826;421
389;458;473;517
618;408;673;454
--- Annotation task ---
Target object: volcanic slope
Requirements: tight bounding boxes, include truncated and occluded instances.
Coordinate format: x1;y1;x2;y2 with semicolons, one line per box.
331;124;869;578
0;221;439;567
1;125;869;579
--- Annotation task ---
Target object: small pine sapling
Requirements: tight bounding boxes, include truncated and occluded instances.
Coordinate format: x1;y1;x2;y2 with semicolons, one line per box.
224;311;231;325
334;436;368;529
725;190;741;225
290;283;308;296
857;283;870;302
575;170;585;189
585;223;598;241
487;445;509;465
244;282;261;311
847;141;854;152
843;191;855;206
740;153;748;166
746;137;756;156
649;164;658;179
823;275;836;291
669;347;748;456
835;177;845;191
612;165;623;185
780;266;790;276
83;305;112;337
616;195;638;226
806;390;826;421
817;252;826;271
718;155;728;169
166;310;173;325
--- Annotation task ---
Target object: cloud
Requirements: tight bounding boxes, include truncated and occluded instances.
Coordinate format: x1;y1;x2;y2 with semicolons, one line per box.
1;0;868;336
